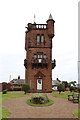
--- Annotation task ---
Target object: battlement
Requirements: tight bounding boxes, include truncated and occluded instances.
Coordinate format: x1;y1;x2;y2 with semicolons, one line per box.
27;23;47;30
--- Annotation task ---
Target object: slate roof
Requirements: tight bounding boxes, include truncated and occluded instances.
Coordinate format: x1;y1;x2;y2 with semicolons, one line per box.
52;80;62;86
10;79;25;85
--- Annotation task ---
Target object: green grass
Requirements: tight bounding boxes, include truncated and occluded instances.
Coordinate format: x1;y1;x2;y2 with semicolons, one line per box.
52;91;78;99
2;107;11;119
0;107;10;119
0;106;2;120
0;92;2;102
26;99;54;107
74;108;80;119
2;91;27;101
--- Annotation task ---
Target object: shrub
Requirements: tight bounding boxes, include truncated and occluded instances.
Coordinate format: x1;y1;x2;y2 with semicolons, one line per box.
62;81;69;88
70;86;74;92
74;87;78;92
57;84;65;94
2;89;7;94
2;82;12;91
7;83;12;91
22;84;30;94
31;93;49;104
2;82;8;90
78;87;80;93
13;87;21;91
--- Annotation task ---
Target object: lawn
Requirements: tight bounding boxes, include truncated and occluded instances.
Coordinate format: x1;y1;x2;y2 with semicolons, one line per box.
2;91;27;101
0;91;27;119
0;92;2;102
2;107;10;119
52;91;78;99
74;108;80;120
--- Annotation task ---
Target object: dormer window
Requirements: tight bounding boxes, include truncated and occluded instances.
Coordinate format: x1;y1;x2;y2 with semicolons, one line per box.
37;34;40;43
41;35;44;42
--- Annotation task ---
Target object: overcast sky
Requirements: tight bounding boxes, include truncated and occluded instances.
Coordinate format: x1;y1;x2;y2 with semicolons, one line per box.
0;0;79;83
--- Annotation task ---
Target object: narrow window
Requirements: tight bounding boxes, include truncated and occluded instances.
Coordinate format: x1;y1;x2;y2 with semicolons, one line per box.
38;54;42;63
34;54;37;59
37;34;40;43
41;35;44;42
38;54;42;59
44;54;47;59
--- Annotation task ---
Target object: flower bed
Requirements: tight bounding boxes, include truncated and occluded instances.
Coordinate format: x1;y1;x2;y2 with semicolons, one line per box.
26;93;54;107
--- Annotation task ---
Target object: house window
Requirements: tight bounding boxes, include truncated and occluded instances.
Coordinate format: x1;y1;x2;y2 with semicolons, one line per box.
44;54;47;59
41;35;44;42
37;35;40;43
34;54;37;59
38;54;42;59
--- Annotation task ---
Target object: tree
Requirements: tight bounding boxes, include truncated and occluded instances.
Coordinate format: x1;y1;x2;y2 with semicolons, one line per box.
2;82;8;90
22;84;30;94
78;87;80;93
68;83;71;88
70;86;74;92
69;81;76;87
2;82;12;91
62;81;69;88
7;83;12;91
57;84;65;94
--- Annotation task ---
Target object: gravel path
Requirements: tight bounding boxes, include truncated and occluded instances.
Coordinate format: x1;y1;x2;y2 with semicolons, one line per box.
2;93;78;118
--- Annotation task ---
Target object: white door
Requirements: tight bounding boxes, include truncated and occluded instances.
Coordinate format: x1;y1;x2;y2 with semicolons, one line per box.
37;79;42;90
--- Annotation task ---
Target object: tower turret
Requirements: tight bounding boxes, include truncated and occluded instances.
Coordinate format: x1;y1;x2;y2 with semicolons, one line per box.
47;14;55;38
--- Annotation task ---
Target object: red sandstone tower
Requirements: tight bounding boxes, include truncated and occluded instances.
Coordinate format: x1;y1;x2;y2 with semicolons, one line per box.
24;14;56;92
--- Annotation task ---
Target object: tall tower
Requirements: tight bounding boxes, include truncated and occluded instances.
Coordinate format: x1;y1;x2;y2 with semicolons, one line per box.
24;14;56;92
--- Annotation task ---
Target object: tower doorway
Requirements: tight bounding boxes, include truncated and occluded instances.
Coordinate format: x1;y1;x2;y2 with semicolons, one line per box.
37;79;42;90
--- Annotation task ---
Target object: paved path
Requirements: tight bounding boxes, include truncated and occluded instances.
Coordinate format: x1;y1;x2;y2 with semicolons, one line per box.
2;93;78;118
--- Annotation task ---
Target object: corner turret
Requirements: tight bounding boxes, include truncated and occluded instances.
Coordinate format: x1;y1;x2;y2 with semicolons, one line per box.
47;14;55;38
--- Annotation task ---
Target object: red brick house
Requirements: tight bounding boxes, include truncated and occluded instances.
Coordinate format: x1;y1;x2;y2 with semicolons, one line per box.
0;83;2;92
10;76;25;89
24;14;56;92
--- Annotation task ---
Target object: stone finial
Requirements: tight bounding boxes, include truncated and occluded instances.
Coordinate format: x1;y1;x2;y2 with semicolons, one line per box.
49;14;53;20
